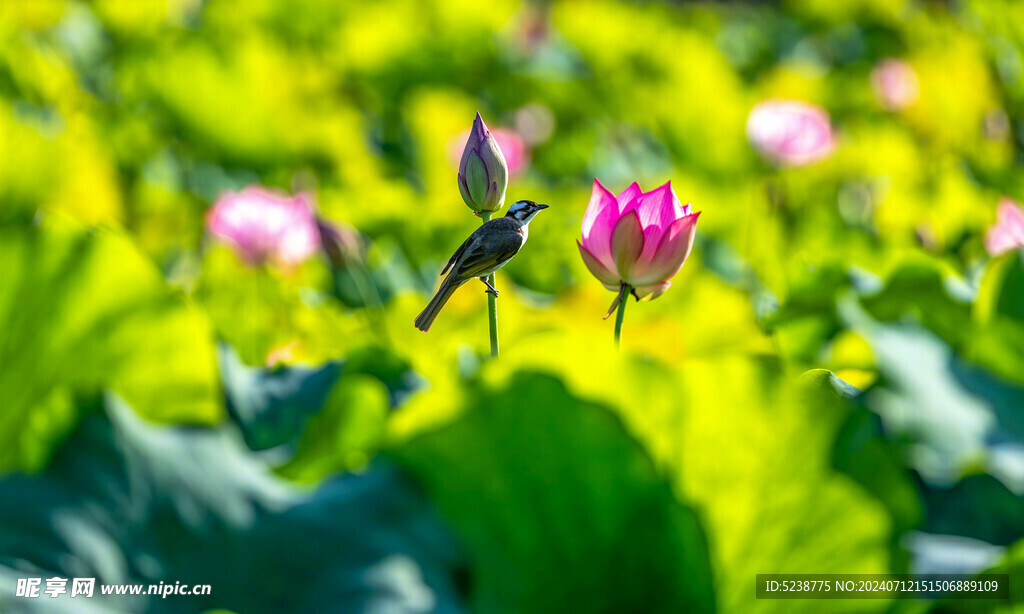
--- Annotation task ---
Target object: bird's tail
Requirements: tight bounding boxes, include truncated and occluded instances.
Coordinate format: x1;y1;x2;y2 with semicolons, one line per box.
415;277;461;332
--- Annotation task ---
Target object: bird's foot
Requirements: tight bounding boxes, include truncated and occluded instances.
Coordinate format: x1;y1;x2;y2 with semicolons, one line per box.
480;278;499;296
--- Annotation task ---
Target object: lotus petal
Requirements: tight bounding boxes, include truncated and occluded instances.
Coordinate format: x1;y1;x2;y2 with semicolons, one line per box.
582;179;622;269
616;182;643;211
577;241;620;286
610;210;645;280
627;182;689;268
631;212;700;286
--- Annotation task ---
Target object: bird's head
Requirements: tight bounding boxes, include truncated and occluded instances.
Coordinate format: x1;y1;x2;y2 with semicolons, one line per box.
505;200;549;225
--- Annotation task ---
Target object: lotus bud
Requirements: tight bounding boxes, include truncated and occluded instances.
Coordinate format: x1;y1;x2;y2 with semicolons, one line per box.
458;112;509;215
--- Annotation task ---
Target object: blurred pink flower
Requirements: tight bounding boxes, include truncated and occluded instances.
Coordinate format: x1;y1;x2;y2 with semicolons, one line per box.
985;198;1024;257
871;59;920;111
578;179;700;302
206;186;321;266
514;103;555;145
449;126;530;176
491;128;529;174
747;99;835;167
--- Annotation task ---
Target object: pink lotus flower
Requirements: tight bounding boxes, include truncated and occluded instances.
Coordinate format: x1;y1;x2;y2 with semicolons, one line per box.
985;198;1024;257
747;99;836;167
871;59;920;111
206;186;321;266
578;179;700;303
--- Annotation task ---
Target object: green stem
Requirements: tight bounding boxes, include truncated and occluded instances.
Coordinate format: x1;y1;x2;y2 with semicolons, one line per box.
479;211;499;358
614;282;630;348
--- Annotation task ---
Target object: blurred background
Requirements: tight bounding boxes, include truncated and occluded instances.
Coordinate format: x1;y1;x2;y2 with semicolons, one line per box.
2;0;1024;611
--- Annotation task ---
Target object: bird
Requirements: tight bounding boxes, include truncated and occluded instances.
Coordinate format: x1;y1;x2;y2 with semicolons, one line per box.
415;200;549;331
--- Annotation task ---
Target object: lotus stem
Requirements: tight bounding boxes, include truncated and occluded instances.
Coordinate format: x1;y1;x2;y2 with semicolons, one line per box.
614;282;630;347
479;211;499;358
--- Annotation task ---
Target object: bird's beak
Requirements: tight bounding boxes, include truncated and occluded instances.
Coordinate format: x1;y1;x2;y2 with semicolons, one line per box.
537;204;549;210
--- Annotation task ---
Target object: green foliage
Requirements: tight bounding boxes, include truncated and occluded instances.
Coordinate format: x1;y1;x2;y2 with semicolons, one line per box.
278;374;390;481
218;342;344;450
394;371;716;614
0;220;220;473
0;394;467;614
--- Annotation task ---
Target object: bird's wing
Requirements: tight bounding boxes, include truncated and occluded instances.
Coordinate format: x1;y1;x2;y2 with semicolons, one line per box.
440;233;474;276
455;227;523;279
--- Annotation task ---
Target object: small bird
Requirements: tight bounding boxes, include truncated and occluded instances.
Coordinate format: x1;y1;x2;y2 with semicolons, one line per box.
415;200;549;331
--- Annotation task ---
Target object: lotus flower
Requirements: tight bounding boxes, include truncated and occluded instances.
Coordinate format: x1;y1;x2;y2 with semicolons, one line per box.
457;112;509;214
985;198;1024;257
871;59;920;111
747;99;835;167
578;179;700;305
206;186;321;266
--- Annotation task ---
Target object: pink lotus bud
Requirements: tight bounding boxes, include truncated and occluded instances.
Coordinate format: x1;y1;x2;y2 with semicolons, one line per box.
871;59;920;111
205;186;321;266
577;179;700;302
458;112;509;214
985;198;1024;257
747;99;835;167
